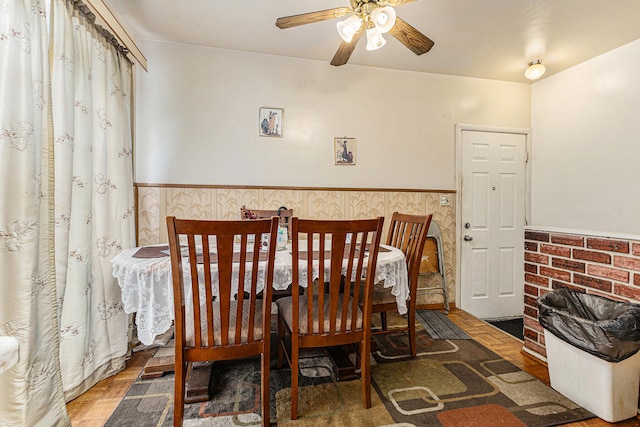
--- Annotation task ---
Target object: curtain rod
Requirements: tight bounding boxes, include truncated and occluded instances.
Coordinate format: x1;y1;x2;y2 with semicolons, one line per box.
82;0;148;71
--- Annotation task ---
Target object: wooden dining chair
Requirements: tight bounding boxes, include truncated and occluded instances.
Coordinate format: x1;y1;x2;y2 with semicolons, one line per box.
241;205;293;238
276;217;384;420
241;206;294;301
241;205;293;220
166;216;279;427
372;212;432;357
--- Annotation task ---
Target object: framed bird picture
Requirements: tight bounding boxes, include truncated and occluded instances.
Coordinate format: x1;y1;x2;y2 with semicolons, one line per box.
259;107;283;138
334;137;356;165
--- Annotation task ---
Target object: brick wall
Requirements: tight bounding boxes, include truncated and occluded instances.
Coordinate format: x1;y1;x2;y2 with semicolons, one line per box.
523;228;640;360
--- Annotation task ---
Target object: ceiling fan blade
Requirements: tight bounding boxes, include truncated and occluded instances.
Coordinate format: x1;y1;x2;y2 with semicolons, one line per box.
276;7;351;29
330;27;364;66
388;17;434;55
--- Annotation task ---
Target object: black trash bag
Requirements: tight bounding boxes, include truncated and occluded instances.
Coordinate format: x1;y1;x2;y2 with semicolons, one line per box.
538;288;640;362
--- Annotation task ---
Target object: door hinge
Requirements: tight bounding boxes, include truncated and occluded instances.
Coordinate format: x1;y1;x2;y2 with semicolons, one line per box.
525;152;529;163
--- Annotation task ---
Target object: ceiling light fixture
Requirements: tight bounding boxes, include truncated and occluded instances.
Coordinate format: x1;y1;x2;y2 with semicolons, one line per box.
371;6;396;33
336;1;398;51
337;14;363;43
525;60;546;80
366;27;386;50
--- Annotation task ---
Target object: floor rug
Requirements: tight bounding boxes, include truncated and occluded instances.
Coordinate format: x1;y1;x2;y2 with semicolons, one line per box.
369;335;593;426
105;328;593;426
488;317;524;341
415;309;471;340
105;348;341;427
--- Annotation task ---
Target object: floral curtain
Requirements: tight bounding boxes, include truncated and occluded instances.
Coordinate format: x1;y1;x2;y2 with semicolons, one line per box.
51;0;134;401
0;0;135;424
0;0;69;425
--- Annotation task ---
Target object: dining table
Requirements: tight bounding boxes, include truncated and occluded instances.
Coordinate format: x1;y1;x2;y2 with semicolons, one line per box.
113;241;409;345
111;239;409;401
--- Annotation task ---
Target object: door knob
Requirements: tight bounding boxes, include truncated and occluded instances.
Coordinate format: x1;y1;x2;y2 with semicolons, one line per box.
464;223;471;229
464;235;473;241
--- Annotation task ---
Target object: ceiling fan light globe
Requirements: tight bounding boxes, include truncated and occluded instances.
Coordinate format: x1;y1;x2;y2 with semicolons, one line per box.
371;6;396;33
525;61;546;80
337;15;362;43
366;27;386;50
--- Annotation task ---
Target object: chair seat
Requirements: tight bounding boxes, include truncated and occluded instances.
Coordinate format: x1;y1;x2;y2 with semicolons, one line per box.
358;282;404;306
276;295;363;335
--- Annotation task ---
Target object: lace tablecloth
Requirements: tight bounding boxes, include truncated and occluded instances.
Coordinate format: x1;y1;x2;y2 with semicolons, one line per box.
112;243;408;345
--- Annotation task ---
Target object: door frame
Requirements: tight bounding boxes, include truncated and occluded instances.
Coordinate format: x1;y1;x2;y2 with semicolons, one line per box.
454;124;532;311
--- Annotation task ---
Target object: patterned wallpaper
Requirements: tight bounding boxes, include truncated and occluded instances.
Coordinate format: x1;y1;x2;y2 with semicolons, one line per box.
136;185;457;308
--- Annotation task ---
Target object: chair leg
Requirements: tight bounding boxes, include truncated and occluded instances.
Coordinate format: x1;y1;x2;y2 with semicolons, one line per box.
360;339;371;409
291;341;299;420
434;234;450;315
443;283;450;314
173;360;188;427
380;312;388;331
261;353;270;427
408;308;417;358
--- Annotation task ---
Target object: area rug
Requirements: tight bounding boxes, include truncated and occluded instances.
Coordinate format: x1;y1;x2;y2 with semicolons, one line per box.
106;322;593;426
415;310;471;340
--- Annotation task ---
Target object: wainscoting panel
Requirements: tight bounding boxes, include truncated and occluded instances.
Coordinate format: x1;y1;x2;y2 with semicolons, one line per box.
136;184;457;307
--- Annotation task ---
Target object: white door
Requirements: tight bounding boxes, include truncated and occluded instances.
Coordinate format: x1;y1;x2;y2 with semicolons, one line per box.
460;129;527;319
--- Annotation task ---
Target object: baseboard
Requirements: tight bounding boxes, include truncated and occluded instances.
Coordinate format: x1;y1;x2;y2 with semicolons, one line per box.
522;347;547;365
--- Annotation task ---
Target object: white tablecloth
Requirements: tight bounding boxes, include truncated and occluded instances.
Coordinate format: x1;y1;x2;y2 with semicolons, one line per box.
112;243;408;345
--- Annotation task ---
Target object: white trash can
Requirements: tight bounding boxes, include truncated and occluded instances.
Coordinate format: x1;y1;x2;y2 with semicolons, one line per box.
544;330;640;423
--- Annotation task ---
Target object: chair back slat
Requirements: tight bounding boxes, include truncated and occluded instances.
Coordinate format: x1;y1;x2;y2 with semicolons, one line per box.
349;230;368;331
200;237;215;349
328;235;344;334
186;235;203;349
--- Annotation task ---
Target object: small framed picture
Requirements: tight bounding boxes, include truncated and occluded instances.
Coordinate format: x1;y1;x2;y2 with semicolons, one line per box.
259;107;283;138
334;137;356;165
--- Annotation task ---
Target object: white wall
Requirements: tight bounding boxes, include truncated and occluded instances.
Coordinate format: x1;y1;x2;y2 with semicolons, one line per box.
135;40;530;190
531;39;640;236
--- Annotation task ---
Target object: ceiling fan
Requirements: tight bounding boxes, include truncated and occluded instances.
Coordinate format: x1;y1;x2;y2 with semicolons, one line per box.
275;0;434;66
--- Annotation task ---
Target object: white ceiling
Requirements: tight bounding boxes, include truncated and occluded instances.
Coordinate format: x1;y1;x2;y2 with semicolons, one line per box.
105;0;640;83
